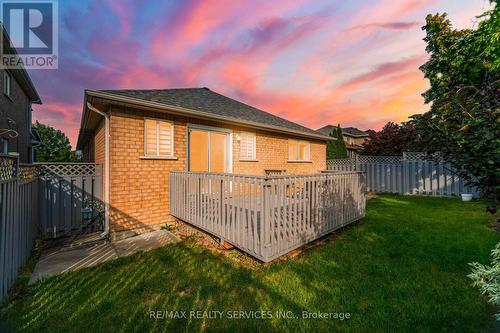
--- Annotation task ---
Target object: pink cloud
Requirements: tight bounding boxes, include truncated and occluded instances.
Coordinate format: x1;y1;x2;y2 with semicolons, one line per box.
336;55;427;91
29;0;488;148
345;21;421;31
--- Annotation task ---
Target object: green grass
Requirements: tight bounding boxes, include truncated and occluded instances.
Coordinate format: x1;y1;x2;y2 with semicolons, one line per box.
1;195;499;332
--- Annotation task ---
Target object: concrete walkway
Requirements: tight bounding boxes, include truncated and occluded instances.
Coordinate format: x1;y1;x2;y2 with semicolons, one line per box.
29;230;180;284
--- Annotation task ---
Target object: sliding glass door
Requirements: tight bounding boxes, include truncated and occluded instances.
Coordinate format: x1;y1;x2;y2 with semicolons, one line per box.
188;127;230;173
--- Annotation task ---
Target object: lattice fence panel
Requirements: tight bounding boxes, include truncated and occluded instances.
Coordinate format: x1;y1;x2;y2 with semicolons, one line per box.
326;159;356;171
19;164;37;180
356;155;402;165
0;155;17;181
36;163;102;177
403;152;442;161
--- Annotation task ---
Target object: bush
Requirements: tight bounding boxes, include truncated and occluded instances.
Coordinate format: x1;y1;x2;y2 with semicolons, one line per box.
469;242;500;320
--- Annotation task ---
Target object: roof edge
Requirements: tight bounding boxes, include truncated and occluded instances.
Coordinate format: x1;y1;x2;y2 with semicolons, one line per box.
1;24;42;104
83;89;333;141
317;125;369;138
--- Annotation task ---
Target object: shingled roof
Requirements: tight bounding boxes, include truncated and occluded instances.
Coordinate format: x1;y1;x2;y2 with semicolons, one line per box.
317;125;369;137
91;88;328;140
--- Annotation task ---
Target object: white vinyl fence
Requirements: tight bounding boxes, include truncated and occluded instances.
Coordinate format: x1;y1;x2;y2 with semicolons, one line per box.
326;153;478;196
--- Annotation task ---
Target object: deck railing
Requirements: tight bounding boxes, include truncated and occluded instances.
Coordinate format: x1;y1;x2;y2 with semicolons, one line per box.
170;171;366;262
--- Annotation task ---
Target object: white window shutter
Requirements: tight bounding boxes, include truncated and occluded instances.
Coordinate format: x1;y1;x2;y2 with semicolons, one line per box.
158;121;172;156
240;132;256;160
145;119;158;156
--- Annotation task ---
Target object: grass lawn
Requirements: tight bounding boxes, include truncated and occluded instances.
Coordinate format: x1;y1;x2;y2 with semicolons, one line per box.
1;195;499;332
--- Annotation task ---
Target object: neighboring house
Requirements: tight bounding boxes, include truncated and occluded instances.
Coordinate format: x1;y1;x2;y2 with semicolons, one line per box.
0;25;42;163
77;88;330;238
317;125;369;158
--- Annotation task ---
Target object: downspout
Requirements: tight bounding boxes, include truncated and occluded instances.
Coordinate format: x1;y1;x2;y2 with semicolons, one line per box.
86;102;110;238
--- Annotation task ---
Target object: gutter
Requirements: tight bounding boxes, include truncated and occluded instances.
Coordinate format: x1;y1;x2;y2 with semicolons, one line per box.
86;102;110;238
85;90;333;141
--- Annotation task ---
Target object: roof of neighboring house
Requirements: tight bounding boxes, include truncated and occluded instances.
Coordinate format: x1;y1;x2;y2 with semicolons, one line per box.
316;125;369;138
77;88;331;148
1;24;42;104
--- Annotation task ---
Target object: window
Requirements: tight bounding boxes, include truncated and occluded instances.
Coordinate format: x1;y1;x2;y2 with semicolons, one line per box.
239;132;256;160
144;119;174;157
1;138;8;154
3;71;12;97
288;140;310;161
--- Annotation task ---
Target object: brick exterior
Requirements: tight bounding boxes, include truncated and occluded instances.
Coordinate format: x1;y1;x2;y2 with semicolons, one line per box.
84;106;326;235
233;131;325;175
0;69;33;163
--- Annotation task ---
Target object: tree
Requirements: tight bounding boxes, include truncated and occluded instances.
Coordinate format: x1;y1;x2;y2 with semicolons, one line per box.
361;122;421;156
412;2;500;199
33;121;79;162
326;124;348;159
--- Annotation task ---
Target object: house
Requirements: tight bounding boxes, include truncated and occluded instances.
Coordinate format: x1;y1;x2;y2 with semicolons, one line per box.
317;125;369;158
0;25;42;163
77;88;331;239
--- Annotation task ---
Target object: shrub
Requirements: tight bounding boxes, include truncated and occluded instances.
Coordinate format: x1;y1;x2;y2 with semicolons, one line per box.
469;242;500;320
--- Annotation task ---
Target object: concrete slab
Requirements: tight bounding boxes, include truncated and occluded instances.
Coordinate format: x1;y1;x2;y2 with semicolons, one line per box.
29;230;180;284
113;230;180;257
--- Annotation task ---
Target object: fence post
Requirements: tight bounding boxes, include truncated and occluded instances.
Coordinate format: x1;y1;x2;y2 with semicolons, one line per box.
13;156;19;178
402;157;407;194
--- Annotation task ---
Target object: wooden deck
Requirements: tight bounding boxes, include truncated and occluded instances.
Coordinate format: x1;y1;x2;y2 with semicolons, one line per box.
170;172;366;262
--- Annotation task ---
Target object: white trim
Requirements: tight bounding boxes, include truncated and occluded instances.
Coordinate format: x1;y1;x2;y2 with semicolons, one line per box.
187;123;232;134
228;132;233;174
139;156;178;160
86;102;110;238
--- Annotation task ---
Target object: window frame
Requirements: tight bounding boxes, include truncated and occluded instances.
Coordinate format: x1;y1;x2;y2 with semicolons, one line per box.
3;71;12;98
143;118;175;158
287;139;311;162
1;138;8;155
239;131;257;161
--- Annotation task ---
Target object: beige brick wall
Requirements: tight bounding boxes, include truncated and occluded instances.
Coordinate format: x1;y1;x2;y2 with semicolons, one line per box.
89;106;326;234
233;130;325;175
108;107;186;233
94;119;105;166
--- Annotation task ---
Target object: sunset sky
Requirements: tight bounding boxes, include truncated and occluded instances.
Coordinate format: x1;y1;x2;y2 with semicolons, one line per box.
27;0;490;147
